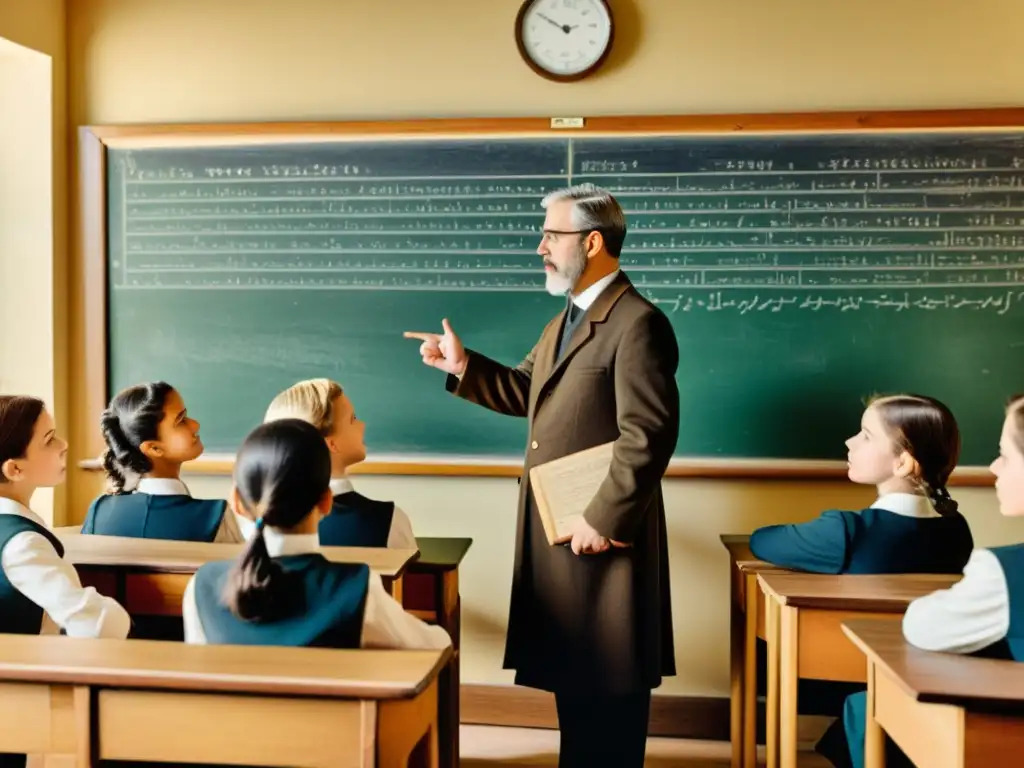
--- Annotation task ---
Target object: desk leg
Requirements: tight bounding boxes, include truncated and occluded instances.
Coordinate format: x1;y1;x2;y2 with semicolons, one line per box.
778;606;799;768
730;584;745;768
864;663;886;768
765;594;780;768
438;571;460;768
742;574;760;768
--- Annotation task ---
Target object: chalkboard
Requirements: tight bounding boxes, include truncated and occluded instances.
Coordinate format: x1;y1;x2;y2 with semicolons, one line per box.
103;128;1024;468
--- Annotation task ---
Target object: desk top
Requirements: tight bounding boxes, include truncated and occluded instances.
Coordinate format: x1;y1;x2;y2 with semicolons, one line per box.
721;534;752;556
412;537;473;570
758;571;959;612
843;619;1024;711
54;528;415;578
0;633;449;699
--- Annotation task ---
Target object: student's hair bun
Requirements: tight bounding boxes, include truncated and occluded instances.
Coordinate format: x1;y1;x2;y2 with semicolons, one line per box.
98;382;174;494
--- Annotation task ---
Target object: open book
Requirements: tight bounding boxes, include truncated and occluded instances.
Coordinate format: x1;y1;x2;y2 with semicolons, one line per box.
528;441;615;546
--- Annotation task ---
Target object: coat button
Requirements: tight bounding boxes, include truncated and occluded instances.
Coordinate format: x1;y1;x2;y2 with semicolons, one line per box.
531;440;539;449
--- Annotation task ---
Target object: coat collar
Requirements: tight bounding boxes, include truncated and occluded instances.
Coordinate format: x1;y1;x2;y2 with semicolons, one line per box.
532;270;632;410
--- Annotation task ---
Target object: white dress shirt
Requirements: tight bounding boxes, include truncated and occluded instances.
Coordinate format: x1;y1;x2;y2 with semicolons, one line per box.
870;492;941;519
902;547;1011;654
181;530;450;649
0;497;130;638
571;268;620;311
135;477;243;544
235;477;417;550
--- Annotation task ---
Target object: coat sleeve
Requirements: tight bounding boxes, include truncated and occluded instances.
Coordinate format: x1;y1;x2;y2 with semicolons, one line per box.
446;342;541;419
582;309;680;543
749;510;854;574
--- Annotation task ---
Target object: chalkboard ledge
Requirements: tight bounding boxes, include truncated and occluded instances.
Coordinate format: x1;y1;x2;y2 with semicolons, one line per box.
76;454;995;485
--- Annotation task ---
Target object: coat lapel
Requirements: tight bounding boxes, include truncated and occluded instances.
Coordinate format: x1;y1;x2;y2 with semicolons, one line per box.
532;272;632;414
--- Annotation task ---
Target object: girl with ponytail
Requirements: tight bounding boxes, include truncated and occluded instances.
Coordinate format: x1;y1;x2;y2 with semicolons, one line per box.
840;396;1024;768
751;393;974;575
182;418;449;650
751;394;976;766
82;382;243;542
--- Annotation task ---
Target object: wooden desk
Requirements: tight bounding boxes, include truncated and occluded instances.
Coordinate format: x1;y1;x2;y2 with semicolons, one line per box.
54;528;469;768
0;633;448;767
721;533;787;768
843;619;1024;768
758;572;959;768
403;537;472;768
54;527;414;616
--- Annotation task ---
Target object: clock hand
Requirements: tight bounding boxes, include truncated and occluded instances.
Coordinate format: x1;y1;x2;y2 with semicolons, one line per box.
537;13;566;32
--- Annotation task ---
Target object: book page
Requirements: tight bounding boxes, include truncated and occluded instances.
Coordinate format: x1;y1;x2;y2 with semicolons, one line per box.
529;442;615;545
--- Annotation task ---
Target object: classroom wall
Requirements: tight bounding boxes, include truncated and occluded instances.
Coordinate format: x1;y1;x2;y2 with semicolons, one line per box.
0;0;67;525
65;0;1024;697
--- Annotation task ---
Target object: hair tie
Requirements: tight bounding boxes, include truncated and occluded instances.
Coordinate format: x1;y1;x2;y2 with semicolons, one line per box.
255;517;265;532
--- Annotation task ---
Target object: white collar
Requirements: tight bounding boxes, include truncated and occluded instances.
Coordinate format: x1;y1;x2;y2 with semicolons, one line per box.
263;529;320;557
329;477;354;496
0;497;46;527
135;477;191;497
870;492;940;519
571;269;620;311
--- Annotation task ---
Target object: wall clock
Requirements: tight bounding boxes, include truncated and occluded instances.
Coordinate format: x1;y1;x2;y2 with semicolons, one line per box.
515;0;615;82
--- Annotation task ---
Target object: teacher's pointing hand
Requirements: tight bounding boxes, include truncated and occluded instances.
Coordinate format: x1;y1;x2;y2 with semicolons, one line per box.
403;318;468;377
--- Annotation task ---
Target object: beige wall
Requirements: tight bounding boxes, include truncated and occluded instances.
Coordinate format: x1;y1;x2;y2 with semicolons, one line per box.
0;0;66;525
64;0;1024;696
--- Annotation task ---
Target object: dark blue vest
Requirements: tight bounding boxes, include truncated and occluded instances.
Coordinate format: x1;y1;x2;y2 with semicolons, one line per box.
82;493;226;542
193;554;370;648
990;543;1024;662
0;515;64;635
750;507;973;575
318;492;395;548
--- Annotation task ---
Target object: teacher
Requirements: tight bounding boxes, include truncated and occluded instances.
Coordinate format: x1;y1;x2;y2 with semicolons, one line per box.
405;184;680;768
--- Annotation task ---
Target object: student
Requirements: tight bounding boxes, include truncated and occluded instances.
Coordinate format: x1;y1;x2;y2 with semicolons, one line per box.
0;395;131;768
838;395;1024;768
256;378;416;549
750;394;974;575
181;418;449;649
82;382;243;543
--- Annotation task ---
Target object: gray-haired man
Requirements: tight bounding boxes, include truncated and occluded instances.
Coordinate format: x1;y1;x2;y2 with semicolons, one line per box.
406;185;680;767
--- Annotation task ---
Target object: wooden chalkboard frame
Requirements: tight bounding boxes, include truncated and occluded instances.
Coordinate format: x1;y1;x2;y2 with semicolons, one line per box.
72;108;1024;484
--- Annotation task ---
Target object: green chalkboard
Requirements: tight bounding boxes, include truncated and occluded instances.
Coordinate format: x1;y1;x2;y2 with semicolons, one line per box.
105;132;1024;466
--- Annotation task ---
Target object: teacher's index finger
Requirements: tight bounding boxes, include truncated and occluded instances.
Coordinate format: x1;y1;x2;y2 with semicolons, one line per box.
402;330;440;342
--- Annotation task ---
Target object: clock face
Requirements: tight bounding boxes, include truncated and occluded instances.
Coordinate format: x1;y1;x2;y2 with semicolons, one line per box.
517;0;613;80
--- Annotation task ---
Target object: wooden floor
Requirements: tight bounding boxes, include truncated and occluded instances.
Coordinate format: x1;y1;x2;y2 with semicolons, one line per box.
460;725;832;767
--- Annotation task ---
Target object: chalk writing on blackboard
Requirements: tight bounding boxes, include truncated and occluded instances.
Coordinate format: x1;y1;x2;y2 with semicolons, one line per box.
111;144;1024;314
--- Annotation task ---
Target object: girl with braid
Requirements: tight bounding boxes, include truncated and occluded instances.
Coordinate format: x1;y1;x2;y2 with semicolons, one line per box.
82;382;243;542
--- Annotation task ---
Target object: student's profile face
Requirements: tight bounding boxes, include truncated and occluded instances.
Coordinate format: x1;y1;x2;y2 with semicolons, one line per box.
2;409;67;488
326;394;366;467
844;406;903;486
538;200;589;296
990;411;1024;517
149;389;203;464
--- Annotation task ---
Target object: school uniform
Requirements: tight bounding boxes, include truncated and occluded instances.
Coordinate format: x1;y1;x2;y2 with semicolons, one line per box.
0;497;130;768
82;477;243;543
181;528;450;649
319;477;416;548
235;477;417;549
749;493;974;575
837;543;1024;768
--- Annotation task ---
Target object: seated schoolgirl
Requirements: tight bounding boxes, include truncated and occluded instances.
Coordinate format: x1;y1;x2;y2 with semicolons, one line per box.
257;378;416;549
836;395;1024;768
0;395;130;768
181;418;450;649
81;381;243;542
750;394;974;575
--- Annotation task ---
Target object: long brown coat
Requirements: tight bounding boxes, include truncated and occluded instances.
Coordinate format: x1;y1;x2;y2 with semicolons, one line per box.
448;272;679;695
